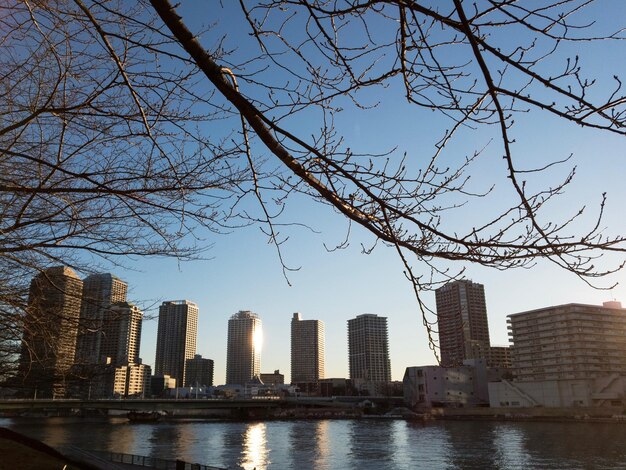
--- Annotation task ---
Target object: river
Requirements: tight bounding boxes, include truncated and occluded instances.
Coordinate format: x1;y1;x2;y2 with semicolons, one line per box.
2;417;626;469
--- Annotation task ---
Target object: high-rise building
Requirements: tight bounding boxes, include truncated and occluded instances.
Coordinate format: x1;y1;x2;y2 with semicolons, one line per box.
226;310;262;385
100;301;142;365
508;302;626;381
185;354;214;387
75;273;127;364
291;312;325;383
435;279;491;367
154;300;198;387
18;266;83;398
347;314;391;382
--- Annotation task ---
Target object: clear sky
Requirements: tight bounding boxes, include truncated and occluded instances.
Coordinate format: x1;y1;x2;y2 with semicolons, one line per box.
107;2;626;384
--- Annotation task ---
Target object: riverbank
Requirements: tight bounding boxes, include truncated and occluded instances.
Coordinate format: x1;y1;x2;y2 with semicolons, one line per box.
0;427;92;470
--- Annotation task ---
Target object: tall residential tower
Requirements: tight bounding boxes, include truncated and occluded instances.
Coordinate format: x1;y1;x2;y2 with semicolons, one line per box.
226;310;262;385
75;273;128;364
347;314;391;382
291;313;325;383
18;266;83;398
154;300;198;387
100;301;142;365
435;280;491;367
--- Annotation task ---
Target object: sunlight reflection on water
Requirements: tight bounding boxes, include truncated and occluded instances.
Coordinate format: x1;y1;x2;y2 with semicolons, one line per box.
2;417;626;469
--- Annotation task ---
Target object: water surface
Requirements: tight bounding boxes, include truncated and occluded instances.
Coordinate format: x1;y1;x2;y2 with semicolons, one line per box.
2;417;625;469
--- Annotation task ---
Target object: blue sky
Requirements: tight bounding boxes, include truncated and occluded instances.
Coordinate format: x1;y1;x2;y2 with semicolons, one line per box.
110;2;626;384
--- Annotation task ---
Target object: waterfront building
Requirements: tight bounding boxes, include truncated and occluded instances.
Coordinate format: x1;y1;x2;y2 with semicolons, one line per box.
185;354;214;387
488;302;626;408
260;369;285;385
18;266;83;398
113;362;151;398
436;280;491;366
75;273;128;365
100;302;142;365
347;314;391;384
154;300;198;387
403;359;508;408
508;302;626;381
151;374;177;397
226;310;262;385
291;312;325;384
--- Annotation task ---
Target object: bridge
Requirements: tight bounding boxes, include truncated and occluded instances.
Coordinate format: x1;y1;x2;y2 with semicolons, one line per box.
0;398;285;413
0;396;402;414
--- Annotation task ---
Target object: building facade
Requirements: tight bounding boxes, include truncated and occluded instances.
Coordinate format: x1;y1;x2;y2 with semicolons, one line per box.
100;302;142;365
154;300;198;387
260;369;285;385
347;314;391;383
226;310;262;385
436;280;491;367
488;346;512;369
488;302;626;408
508;302;626;382
291;312;325;384
113;363;151;398
75;273;127;365
18;266;83;398
403;359;509;408
185;354;214;387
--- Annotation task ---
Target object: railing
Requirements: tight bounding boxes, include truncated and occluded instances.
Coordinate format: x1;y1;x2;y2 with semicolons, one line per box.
93;450;226;470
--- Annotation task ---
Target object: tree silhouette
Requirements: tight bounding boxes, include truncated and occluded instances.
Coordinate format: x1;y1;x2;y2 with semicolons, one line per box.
2;0;625;370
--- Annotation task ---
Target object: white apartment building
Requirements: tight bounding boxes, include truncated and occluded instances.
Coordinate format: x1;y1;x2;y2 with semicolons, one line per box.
348;314;391;383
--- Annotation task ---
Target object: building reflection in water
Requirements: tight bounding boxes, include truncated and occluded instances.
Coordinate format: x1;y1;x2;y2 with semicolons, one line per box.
239;422;269;470
38;417;69;449
148;423;193;462
102;422;136;454
492;423;531;469
287;419;332;468
348;420;395;465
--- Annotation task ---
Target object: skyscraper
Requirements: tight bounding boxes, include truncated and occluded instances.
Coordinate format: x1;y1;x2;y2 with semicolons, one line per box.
347;314;391;382
226;310;262;385
100;301;142;365
154;300;198;387
75;273;127;364
435;279;491;367
18;266;83;398
291;312;325;383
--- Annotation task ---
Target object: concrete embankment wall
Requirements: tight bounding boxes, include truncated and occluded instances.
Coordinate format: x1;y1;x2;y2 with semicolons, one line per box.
432;406;625;420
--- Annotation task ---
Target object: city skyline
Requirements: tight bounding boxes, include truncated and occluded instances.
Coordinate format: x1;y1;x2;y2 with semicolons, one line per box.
4;0;626;397
13;264;626;389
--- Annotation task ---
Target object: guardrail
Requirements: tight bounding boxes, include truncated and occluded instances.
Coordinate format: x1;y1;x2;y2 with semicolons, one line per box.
92;450;226;470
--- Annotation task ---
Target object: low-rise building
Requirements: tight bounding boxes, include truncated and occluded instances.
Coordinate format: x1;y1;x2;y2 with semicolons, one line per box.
404;359;508;408
260;369;284;385
151;374;176;397
114;362;151;398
